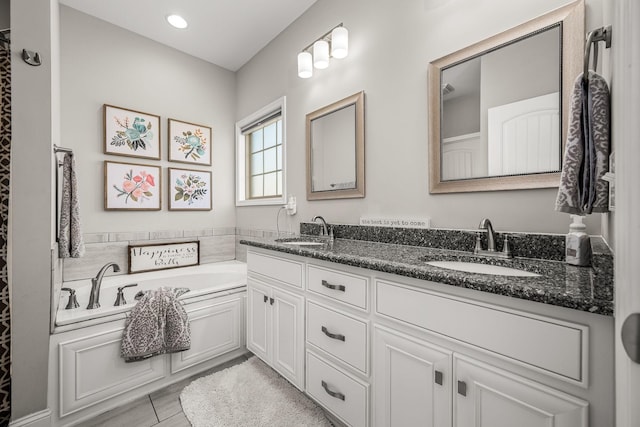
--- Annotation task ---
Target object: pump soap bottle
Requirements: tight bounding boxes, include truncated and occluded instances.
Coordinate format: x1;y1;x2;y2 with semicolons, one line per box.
566;215;592;266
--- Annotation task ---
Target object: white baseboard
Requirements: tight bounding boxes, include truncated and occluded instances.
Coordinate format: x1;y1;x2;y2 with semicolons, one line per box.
9;409;52;427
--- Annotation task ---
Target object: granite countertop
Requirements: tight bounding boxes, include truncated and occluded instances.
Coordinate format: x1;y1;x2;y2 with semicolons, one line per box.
240;235;613;316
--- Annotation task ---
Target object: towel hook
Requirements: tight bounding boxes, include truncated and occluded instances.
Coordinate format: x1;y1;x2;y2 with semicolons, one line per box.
583;25;612;82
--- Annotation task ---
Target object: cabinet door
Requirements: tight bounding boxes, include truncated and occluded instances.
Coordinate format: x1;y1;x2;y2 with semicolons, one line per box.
454;355;588;427
373;326;452;427
247;280;271;363
171;297;243;373
272;287;305;390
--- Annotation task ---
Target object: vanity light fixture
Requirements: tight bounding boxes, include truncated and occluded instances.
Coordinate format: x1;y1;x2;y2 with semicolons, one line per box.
166;14;188;29
297;23;348;78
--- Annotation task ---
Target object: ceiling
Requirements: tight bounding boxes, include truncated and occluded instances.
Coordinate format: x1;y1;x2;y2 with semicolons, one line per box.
59;0;317;71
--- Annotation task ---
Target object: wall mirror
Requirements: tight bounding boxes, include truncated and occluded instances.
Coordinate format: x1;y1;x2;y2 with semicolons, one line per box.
428;0;584;193
306;91;365;200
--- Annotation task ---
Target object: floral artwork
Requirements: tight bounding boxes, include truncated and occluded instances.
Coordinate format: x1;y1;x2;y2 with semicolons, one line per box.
105;161;161;210
168;119;212;165
104;105;161;160
169;168;212;211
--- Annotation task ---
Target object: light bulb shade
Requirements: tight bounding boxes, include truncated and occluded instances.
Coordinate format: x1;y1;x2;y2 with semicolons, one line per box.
331;26;349;59
297;52;313;78
313;40;330;69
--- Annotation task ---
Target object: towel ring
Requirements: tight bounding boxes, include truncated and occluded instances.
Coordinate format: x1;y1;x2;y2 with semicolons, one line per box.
583;25;612;82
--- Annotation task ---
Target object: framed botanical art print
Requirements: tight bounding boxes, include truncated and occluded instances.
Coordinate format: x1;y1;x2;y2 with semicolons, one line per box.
104;161;161;210
104;104;161;160
168;118;212;165
168;167;212;211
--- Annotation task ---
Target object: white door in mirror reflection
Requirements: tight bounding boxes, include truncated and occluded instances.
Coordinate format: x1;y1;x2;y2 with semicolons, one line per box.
487;92;560;176
441;133;481;180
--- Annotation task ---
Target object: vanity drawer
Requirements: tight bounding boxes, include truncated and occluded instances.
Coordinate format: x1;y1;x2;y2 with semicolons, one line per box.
308;265;368;310
306;351;369;427
247;251;303;289
375;280;587;384
307;301;368;374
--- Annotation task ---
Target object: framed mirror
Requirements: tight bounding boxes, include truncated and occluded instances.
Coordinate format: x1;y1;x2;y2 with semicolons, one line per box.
306;91;365;200
428;0;584;193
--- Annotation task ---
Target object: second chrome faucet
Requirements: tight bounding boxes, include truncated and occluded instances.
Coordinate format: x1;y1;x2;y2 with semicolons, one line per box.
474;218;512;258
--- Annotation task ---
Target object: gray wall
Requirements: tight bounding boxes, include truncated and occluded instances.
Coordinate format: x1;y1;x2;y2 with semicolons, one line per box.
0;0;9;29
10;0;58;419
236;0;606;235
60;6;237;234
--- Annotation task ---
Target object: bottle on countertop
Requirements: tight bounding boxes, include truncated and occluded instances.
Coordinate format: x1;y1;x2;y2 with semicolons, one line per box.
566;215;592;266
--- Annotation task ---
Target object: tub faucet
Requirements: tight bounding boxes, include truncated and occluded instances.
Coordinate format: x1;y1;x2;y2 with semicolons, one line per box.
312;216;329;236
87;262;121;309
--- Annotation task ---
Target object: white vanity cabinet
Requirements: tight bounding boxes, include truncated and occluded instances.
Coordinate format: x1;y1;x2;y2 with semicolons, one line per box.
246;251;305;390
244;247;614;427
454;355;588;427
373;325;452;427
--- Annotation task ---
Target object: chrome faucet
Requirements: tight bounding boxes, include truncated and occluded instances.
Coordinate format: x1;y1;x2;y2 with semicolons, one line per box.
478;218;496;252
312;216;329;236
474;218;512;258
87;262;120;309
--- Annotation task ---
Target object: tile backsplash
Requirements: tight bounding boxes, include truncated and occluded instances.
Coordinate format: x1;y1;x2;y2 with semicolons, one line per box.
63;227;237;282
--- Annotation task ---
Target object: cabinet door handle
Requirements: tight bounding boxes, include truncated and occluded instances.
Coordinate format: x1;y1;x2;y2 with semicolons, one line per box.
321;280;346;292
321;380;345;401
435;370;443;386
263;295;268;303
457;380;467;396
269;297;274;305
321;326;346;342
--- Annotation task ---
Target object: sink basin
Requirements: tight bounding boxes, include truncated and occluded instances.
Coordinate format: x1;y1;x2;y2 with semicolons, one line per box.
280;241;326;246
426;261;540;277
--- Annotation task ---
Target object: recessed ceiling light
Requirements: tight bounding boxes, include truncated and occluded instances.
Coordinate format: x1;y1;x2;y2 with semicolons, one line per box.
166;14;188;29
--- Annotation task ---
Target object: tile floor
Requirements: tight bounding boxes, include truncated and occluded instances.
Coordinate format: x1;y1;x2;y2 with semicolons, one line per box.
84;354;251;427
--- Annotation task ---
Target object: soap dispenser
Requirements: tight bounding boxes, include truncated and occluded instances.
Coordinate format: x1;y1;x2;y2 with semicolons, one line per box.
566;215;592;266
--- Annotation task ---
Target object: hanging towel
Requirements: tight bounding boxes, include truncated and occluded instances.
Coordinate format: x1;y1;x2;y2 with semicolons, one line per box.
555;71;610;214
120;287;190;362
58;153;85;257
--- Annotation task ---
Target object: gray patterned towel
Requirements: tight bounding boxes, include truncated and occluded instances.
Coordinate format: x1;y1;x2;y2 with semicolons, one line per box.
555;71;610;214
121;287;190;362
58;153;85;258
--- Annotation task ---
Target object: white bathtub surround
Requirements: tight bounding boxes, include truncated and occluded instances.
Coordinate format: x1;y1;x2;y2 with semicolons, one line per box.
180;356;330;426
48;262;247;426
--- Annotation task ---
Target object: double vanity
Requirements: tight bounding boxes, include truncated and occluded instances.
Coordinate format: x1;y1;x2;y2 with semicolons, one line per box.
241;222;614;427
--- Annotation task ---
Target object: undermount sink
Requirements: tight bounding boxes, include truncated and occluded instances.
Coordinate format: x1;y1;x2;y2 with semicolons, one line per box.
427;261;540;277
276;238;327;246
280;241;326;246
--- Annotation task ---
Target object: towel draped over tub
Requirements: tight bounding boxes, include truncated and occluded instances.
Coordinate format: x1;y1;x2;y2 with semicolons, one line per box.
121;287;191;362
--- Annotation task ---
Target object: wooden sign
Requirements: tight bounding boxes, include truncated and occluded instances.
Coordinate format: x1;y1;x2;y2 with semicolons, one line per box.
128;241;200;273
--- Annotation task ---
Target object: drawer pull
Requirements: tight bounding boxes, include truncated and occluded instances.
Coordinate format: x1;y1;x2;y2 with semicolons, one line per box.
435;370;443;386
321;280;346;292
457;380;467;397
321;326;346;342
321;380;345;401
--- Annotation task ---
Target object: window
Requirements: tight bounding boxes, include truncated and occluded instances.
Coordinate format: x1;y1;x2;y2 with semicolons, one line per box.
236;97;286;206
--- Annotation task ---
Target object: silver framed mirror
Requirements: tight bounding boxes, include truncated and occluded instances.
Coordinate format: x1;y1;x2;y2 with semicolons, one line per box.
306;91;365;200
428;0;584;193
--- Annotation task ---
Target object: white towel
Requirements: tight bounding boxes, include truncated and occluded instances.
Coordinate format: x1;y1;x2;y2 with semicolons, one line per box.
58;153;85;258
555;71;610;215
